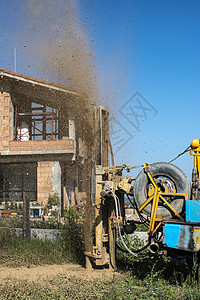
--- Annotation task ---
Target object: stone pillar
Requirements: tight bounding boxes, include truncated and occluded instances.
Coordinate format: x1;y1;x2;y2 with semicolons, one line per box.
0;91;13;151
37;161;54;205
53;161;61;208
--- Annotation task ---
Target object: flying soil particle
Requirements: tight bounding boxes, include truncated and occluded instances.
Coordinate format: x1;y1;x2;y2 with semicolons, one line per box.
20;0;99;100
18;0;98;256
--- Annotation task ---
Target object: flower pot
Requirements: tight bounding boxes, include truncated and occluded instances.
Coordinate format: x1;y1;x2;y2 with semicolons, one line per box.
1;212;10;217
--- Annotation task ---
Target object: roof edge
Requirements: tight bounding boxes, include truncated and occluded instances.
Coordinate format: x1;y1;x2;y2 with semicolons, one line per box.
0;68;88;98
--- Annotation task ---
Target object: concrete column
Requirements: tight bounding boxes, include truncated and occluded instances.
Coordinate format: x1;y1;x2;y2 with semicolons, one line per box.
69;119;76;160
53;161;61;200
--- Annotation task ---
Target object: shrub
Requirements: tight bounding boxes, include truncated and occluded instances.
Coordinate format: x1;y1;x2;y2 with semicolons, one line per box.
60;218;85;264
47;191;60;210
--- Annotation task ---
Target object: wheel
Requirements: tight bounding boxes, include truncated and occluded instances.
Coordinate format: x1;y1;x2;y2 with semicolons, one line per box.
134;162;191;218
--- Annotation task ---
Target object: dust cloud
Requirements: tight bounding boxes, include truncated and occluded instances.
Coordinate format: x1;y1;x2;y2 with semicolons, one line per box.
18;0;97;255
20;0;98;101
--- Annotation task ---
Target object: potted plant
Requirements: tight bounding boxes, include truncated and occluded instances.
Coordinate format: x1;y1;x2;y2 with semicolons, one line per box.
47;191;60;217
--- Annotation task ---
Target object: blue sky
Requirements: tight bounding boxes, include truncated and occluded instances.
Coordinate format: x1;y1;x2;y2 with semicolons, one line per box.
1;0;200;178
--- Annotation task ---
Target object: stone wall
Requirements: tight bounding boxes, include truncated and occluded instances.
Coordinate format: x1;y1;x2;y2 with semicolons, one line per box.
37;161;54;205
9;139;74;152
0;91;13;151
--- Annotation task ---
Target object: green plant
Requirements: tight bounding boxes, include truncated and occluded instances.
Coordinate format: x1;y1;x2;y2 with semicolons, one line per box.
9;201;14;210
0;216;23;228
51;210;59;217
47;191;60;210
64;206;80;219
31;201;41;207
4;202;9;211
61;218;85;264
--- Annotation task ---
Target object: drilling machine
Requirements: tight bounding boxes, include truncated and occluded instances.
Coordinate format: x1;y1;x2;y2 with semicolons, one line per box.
85;138;200;271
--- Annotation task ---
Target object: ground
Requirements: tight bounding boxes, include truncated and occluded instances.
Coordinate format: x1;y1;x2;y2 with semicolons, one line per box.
0;263;121;299
0;263;114;283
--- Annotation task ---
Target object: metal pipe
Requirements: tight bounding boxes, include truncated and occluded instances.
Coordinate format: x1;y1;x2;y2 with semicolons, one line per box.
149;242;159;254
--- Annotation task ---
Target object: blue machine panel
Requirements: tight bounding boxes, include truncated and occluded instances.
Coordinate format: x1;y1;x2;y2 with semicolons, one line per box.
185;200;200;223
163;223;193;251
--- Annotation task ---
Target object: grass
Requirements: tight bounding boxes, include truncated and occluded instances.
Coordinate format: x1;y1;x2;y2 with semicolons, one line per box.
0;219;85;267
0;268;199;299
0;221;200;299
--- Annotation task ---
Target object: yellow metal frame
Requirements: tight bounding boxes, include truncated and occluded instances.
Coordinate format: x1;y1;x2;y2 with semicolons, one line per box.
138;163;188;236
190;146;200;180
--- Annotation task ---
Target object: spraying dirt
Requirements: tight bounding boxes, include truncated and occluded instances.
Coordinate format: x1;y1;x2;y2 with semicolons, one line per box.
17;0;98;258
19;0;98;100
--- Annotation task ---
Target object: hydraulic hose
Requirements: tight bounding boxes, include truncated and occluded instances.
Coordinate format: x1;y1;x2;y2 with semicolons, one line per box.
111;191;138;257
127;195;149;227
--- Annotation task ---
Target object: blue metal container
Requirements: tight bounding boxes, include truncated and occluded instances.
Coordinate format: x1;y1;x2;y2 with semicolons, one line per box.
163;223;200;252
163;223;193;251
185;200;200;223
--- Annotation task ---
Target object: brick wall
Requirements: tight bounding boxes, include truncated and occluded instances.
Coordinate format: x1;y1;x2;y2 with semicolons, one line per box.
9;139;74;152
37;161;54;205
0;90;74;154
0;92;12;151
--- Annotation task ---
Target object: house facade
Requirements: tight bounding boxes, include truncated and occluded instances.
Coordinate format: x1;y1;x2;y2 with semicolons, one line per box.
0;68;109;214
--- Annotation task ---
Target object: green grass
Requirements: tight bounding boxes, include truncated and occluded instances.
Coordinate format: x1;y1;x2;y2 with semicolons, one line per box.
0;269;199;299
0;221;199;299
0;219;85;267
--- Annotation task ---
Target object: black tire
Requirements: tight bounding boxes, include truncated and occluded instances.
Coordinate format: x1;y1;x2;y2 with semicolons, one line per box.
134;162;191;218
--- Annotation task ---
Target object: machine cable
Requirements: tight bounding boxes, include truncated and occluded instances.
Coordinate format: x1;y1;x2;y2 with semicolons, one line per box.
127;195;149;227
112;191;151;256
116;239;150;254
122;164;144;172
121;145;191;171
168;146;191;163
112;191;138;256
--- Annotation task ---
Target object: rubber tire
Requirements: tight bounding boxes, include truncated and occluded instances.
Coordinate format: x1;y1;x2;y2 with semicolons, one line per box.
134;162;191;218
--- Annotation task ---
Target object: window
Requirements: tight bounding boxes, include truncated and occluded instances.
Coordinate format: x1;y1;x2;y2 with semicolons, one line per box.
0;163;37;203
14;102;59;141
31;102;59;140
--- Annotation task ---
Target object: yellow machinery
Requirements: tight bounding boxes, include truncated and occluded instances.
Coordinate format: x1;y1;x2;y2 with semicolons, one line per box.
85;139;200;269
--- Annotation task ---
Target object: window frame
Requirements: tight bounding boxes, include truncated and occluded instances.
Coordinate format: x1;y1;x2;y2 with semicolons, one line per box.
0;163;37;203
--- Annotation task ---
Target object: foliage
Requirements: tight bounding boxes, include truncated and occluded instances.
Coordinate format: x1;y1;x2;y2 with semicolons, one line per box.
0;215;63;229
60;218;85;264
0;216;85;267
47;191;60;210
117;233;148;267
135;222;149;232
0;213;200;298
0;265;200;299
30;217;60;229
0;231;69;267
0;215;23;228
4;201;23;214
0;219;84;266
64;206;81;219
30;201;40;207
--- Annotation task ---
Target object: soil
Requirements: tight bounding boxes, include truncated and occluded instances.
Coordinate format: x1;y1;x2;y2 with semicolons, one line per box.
0;263;115;285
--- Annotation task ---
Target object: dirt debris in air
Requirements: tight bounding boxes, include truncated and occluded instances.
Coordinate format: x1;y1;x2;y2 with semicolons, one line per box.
17;0;99;262
20;0;98;100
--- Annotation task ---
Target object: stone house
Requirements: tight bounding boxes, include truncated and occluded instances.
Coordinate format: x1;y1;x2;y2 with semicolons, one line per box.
0;68;109;214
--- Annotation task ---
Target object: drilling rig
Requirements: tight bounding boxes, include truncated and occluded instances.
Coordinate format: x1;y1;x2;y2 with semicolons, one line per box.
85;138;200;272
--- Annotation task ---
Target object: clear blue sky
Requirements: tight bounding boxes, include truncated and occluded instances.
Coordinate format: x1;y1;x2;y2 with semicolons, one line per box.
1;0;200;178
